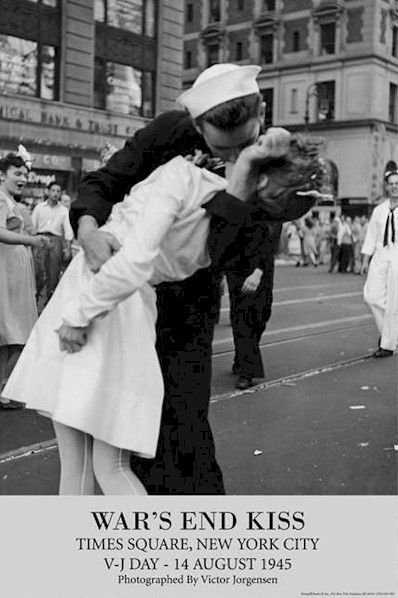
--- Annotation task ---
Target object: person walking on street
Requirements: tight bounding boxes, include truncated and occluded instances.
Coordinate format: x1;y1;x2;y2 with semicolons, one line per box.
338;215;354;273
302;216;318;267
314;217;327;265
328;212;341;273
226;223;279;390
32;181;74;304
286;220;303;266
361;170;398;358
350;215;362;274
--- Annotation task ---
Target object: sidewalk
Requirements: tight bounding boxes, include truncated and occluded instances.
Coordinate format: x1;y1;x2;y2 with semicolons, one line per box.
0;355;396;495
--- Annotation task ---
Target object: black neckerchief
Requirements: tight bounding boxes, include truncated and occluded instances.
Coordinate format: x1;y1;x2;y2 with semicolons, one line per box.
383;202;397;246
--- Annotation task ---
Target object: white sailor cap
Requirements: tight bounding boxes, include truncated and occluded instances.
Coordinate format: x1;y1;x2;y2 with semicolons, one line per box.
177;63;262;119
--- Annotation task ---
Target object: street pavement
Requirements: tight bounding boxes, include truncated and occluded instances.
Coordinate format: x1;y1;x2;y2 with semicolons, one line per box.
0;264;397;495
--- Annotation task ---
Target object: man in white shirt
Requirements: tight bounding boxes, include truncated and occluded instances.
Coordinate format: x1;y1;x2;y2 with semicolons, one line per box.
32;181;74;303
361;170;398;357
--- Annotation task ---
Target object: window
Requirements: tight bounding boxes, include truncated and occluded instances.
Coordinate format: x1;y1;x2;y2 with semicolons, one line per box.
94;0;106;22
316;81;335;121
40;45;57;100
0;34;58;100
292;30;300;52
185;51;192;69
94;59;155;117
261;33;274;64
187;2;194;22
393;26;398;58
263;0;276;10
237;0;244;10
108;0;142;34
320;22;336;55
207;43;219;66
209;0;221;23
389;83;397;123
236;41;243;61
290;88;298;113
262;88;274;127
95;0;156;37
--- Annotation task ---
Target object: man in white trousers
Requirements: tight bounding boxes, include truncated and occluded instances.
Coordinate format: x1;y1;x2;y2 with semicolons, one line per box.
361;170;398;357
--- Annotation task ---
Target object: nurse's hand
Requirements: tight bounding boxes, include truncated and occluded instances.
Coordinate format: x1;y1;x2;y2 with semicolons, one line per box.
78;215;121;273
56;324;89;353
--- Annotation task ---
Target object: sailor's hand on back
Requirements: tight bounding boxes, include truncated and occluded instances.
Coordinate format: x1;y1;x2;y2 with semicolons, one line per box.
78;215;121;273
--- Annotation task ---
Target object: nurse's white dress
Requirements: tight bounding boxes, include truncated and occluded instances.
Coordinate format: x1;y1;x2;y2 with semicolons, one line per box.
4;157;227;458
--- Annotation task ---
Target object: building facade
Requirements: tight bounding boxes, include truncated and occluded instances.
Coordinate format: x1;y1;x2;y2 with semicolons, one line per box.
0;0;183;203
183;0;398;215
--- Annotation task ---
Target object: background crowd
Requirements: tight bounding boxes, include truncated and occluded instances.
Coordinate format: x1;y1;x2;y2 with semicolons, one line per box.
282;212;370;273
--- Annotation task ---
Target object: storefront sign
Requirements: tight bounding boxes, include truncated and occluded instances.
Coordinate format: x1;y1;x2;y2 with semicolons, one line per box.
30;153;72;171
0;95;147;139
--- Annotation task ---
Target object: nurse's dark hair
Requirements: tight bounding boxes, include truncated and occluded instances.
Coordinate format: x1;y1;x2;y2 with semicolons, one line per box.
195;92;262;130
0;153;26;174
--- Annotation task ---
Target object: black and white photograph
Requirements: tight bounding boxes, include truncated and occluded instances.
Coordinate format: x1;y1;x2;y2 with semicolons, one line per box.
0;0;397;596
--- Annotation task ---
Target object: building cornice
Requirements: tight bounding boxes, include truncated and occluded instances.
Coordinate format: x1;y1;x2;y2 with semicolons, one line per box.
200;22;225;41
253;10;281;33
312;0;344;22
282;118;398;134
256;52;398;76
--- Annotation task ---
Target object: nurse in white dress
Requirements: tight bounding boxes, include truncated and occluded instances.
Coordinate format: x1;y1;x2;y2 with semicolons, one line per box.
361;170;398;357
3;156;228;495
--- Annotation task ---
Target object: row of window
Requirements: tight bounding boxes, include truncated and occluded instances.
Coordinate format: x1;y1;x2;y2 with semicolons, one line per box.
262;79;398;125
261;82;336;127
186;0;276;24
0;33;155;117
0;0;157;117
264;80;398;126
186;21;336;70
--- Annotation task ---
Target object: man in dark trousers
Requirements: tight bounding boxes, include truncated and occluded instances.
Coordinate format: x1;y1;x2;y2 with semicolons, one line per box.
226;220;282;389
70;63;315;495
